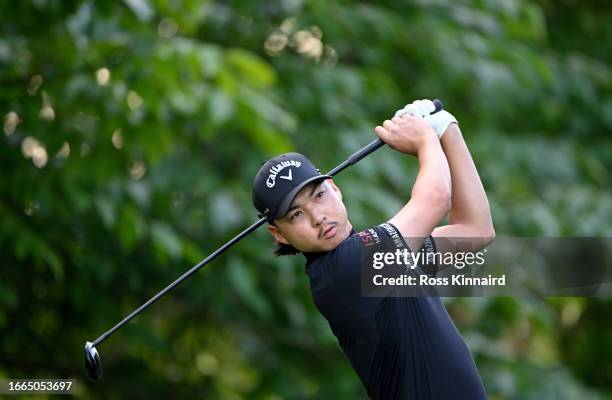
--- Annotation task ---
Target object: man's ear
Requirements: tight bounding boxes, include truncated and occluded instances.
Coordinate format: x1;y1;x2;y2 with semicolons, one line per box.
267;224;290;245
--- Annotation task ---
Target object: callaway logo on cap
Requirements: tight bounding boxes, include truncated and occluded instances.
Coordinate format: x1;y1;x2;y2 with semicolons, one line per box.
253;152;331;222
266;159;302;188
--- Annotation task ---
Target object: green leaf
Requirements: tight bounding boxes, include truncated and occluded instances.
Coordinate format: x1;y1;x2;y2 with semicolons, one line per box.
226;257;272;320
225;48;277;88
150;221;182;260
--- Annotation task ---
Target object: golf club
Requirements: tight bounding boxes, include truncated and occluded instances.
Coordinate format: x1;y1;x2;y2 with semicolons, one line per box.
83;99;443;381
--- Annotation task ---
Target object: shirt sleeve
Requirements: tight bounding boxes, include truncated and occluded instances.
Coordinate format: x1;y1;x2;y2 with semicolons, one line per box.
417;235;438;277
370;223;438;277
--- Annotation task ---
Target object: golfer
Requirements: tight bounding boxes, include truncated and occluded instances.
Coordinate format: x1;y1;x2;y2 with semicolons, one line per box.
252;99;494;399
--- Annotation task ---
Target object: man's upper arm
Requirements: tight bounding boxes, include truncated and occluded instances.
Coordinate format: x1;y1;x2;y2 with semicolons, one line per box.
431;224;494;256
388;186;450;252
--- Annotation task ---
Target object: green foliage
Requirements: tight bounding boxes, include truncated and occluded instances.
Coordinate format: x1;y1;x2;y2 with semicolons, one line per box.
1;0;610;398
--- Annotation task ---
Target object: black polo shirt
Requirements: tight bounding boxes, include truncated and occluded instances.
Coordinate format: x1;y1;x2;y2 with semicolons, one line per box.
304;223;486;400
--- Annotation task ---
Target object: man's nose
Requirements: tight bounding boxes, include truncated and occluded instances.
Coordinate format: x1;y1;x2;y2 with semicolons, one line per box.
313;215;327;227
308;205;327;227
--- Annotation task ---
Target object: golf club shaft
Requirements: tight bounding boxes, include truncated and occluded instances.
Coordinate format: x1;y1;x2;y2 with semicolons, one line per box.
91;217;266;347
326;99;442;176
89;98;443;348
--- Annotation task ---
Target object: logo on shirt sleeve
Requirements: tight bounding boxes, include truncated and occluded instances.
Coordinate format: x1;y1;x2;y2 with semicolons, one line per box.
380;223;405;249
358;228;381;247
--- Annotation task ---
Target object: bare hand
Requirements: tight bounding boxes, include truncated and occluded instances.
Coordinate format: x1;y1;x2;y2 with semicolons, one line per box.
374;114;438;155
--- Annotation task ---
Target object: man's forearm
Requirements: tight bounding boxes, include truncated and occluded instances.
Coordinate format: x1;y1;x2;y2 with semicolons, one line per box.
440;124;494;233
412;135;451;208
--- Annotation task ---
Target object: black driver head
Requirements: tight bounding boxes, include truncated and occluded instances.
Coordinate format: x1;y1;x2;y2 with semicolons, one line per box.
84;341;101;381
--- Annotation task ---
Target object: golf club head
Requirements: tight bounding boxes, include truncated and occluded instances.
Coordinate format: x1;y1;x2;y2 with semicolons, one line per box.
84;341;101;381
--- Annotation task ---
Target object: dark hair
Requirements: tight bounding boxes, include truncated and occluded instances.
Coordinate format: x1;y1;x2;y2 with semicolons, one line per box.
274;242;300;256
269;221;300;256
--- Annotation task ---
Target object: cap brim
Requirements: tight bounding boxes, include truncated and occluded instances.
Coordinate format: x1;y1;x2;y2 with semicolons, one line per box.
271;175;332;220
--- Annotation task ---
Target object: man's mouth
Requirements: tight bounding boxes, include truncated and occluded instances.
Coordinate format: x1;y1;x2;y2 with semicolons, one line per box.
321;224;337;239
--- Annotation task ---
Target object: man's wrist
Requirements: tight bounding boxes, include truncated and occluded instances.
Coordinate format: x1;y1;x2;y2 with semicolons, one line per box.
417;131;441;154
440;123;461;149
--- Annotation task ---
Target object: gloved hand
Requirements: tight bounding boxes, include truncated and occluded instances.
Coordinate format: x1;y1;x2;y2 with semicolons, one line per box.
394;99;457;138
394;99;435;118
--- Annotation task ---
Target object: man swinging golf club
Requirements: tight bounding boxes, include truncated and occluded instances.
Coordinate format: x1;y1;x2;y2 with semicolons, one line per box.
252;99;495;399
82;99;494;395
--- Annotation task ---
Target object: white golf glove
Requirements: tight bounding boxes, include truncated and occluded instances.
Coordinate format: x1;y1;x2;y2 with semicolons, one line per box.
394;99;457;138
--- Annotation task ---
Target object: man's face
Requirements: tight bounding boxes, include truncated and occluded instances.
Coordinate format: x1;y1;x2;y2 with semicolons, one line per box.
268;179;352;253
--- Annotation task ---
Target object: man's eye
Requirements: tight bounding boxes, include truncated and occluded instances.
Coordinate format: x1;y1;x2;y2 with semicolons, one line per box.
290;210;302;221
316;191;325;199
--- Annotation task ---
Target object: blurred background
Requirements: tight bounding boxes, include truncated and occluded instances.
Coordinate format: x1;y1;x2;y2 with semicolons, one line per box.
1;0;611;398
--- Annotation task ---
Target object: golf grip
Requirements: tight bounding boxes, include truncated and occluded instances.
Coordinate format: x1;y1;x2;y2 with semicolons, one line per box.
326;99;443;176
86;98;444;349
